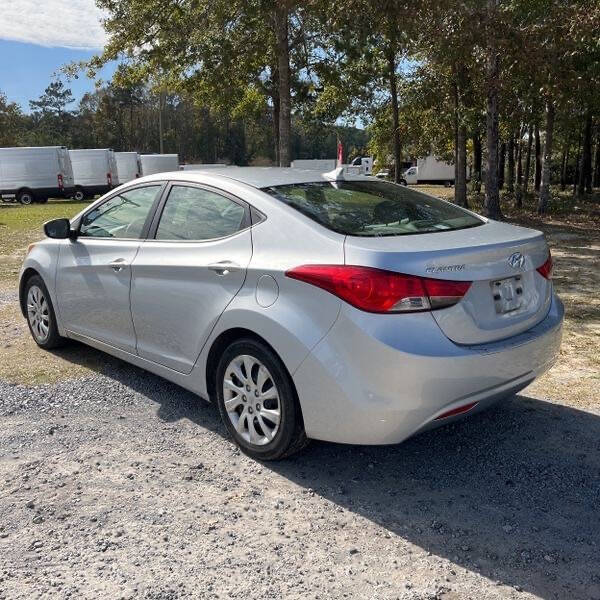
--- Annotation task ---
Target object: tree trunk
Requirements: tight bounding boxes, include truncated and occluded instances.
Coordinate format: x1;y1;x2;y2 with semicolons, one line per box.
573;124;582;196
538;100;555;214
578;111;593;195
534;124;541;191
515;130;523;207
524;124;533;196
453;77;459;188
484;0;502;219
275;4;291;167
593;133;600;188
158;92;165;154
473;133;482;192
271;67;280;165
560;147;568;191
387;48;402;184
456;125;468;207
507;134;515;194
498;141;506;189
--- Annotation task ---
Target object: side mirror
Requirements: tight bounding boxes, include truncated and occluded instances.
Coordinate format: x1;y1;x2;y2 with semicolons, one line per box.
44;218;74;239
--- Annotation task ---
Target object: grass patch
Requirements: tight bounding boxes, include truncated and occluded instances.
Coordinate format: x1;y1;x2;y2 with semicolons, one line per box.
0;199;88;284
0;199;87;253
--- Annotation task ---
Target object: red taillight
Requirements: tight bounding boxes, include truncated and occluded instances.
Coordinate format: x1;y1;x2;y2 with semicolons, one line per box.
57;174;64;190
107;172;112;186
285;265;471;313
536;252;553;280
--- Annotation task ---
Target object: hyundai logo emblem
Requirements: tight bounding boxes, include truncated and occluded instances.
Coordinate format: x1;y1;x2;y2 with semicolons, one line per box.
508;252;525;269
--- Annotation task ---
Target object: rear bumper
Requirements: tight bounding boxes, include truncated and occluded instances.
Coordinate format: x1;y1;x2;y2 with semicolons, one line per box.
293;293;564;445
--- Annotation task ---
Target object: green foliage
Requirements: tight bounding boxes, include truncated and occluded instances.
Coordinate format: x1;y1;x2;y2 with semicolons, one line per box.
0;93;25;146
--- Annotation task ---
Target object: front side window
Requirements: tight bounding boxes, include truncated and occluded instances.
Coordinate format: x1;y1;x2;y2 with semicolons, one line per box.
79;185;161;238
155;185;246;241
263;180;483;237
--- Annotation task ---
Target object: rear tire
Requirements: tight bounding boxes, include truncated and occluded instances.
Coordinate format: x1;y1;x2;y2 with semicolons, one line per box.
215;338;308;460
73;187;85;202
24;275;67;349
18;190;34;205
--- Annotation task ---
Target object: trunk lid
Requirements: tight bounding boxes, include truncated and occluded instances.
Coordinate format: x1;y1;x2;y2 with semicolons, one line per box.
344;219;552;344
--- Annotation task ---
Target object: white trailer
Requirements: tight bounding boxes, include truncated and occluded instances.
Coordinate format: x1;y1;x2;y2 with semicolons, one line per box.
179;163;228;171
402;156;457;186
0;146;75;205
69;149;120;200
291;159;337;171
139;154;179;176
115;152;141;183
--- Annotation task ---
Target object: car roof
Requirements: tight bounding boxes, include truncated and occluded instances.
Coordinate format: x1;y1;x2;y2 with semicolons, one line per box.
138;166;372;189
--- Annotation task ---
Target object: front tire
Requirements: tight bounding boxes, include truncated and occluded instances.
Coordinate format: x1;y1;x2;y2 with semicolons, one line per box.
216;338;308;460
24;275;67;349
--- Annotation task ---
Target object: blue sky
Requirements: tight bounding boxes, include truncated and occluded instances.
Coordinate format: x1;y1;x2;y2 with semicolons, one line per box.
0;0;113;111
0;41;116;111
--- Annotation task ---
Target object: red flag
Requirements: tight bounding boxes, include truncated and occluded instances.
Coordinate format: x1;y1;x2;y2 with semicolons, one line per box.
337;139;343;167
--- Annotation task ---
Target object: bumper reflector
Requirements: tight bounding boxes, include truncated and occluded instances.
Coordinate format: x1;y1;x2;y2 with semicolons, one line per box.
434;402;478;420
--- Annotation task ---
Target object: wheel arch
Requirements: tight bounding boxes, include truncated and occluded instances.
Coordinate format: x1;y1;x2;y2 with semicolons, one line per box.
205;327;304;424
19;267;41;317
17;187;35;199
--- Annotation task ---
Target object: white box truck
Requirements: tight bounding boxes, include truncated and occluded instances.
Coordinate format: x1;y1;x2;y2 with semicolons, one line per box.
349;156;374;175
0;146;75;204
180;163;228;171
291;159;337;170
402;156;458;186
139;154;179;176
69;149;120;200
115;152;141;183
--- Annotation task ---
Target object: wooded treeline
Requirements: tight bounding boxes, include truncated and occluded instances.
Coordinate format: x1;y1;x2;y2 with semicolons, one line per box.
2;0;600;218
0;81;368;167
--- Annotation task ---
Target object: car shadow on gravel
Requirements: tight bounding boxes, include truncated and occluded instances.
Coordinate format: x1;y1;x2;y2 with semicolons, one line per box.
269;397;600;600
49;346;600;599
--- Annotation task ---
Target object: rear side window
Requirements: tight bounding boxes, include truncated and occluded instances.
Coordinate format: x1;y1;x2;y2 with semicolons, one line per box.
155;185;246;241
263;180;483;237
79;185;161;239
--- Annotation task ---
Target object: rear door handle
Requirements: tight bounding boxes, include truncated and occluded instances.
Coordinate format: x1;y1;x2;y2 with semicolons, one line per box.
208;261;240;276
108;259;128;272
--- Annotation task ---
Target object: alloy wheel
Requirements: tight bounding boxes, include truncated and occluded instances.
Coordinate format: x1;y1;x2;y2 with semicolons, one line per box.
222;354;281;446
27;285;50;342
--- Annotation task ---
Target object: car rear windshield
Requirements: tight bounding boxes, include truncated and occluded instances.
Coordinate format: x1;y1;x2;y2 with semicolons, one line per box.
262;180;483;236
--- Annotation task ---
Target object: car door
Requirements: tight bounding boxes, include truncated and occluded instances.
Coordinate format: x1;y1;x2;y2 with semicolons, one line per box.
55;183;164;353
130;182;253;373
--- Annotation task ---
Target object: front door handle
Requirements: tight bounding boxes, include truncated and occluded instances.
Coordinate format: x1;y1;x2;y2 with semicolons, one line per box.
208;261;240;276
108;259;128;272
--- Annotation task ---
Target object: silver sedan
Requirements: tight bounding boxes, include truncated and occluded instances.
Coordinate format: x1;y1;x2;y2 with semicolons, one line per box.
19;167;563;460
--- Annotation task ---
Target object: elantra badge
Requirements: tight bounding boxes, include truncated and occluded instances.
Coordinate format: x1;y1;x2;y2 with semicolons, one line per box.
508;252;525;269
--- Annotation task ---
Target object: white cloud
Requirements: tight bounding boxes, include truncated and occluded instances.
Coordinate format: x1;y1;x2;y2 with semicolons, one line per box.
0;0;107;49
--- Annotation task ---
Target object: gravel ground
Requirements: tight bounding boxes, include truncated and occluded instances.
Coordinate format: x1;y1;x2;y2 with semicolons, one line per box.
1;351;599;600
